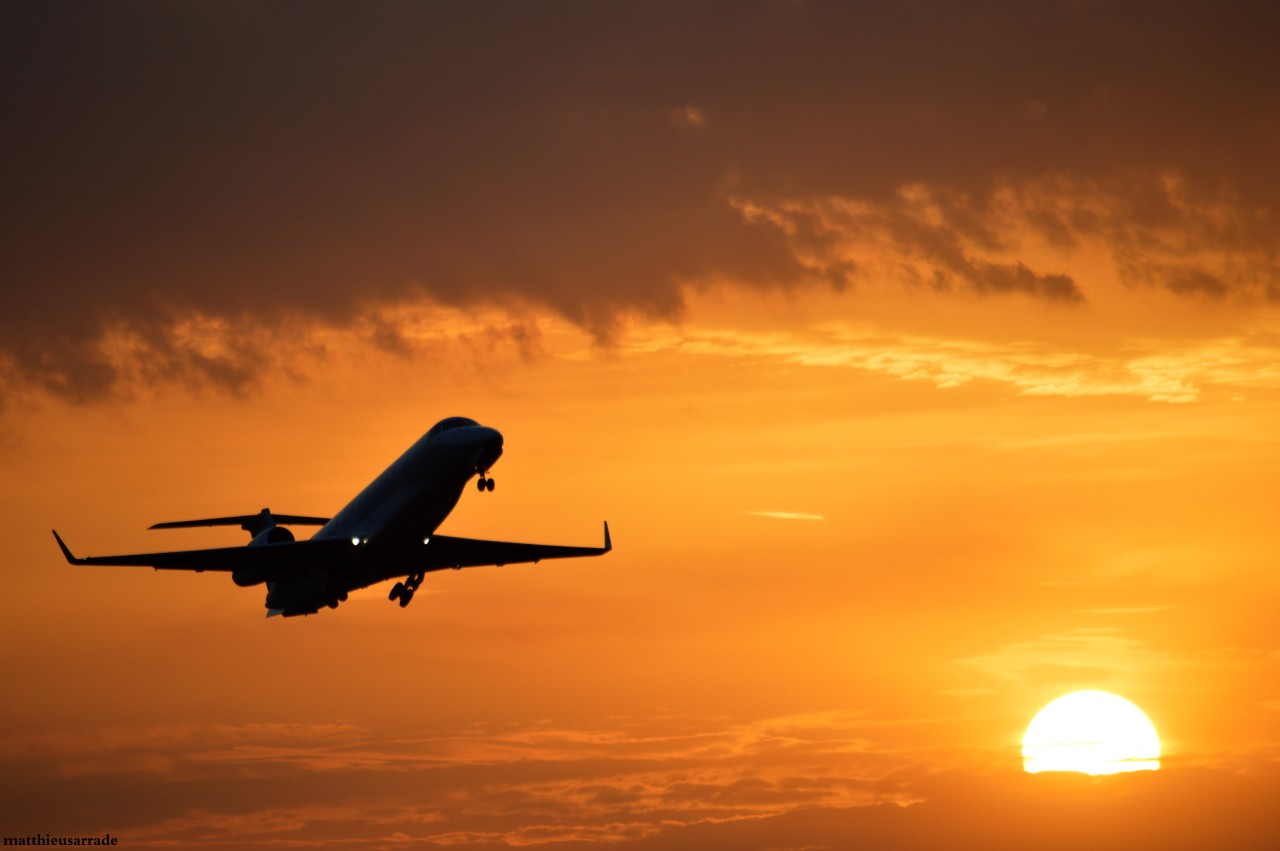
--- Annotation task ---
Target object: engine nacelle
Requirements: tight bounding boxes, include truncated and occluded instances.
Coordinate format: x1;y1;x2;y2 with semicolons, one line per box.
233;526;296;586
249;526;295;546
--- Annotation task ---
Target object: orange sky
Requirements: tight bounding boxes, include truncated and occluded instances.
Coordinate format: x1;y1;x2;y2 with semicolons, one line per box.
4;2;1280;848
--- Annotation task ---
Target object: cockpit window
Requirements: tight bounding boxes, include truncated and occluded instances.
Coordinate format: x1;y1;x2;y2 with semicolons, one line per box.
428;417;479;438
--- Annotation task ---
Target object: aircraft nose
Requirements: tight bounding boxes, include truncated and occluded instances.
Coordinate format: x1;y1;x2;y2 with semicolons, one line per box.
478;427;503;461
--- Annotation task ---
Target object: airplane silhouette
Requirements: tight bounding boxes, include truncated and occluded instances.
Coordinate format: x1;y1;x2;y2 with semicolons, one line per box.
53;417;611;617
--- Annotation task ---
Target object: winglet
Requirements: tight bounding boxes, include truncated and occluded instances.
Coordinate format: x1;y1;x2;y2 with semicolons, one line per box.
603;521;612;553
52;530;85;564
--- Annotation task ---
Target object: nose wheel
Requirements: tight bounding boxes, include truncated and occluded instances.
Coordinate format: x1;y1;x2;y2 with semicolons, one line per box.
388;572;426;608
476;475;495;492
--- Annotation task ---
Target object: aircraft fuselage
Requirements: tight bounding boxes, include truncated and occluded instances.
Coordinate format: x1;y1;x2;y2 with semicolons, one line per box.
317;418;503;547
265;417;504;613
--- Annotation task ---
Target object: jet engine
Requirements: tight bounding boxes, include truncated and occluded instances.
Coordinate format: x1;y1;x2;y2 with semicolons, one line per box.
249;526;295;546
232;569;265;587
233;526;296;586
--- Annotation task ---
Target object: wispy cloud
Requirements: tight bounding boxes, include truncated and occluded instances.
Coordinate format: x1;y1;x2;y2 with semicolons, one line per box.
746;511;825;522
621;322;1280;403
958;628;1177;686
1081;606;1173;616
733;175;1280;306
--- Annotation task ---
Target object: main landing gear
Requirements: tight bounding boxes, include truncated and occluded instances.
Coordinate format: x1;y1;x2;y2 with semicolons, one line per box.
389;571;425;608
476;474;495;492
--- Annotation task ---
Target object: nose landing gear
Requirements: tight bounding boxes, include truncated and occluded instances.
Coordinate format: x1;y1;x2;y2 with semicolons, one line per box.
388;571;426;608
476;474;495;492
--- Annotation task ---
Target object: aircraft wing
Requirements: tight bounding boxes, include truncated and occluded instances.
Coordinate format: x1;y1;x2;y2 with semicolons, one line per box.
417;522;612;571
52;530;357;574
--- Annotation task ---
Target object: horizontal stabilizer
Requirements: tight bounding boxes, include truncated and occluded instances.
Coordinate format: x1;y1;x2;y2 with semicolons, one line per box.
149;508;330;536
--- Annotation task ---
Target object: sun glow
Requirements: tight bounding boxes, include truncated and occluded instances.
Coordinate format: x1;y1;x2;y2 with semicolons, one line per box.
1022;691;1161;775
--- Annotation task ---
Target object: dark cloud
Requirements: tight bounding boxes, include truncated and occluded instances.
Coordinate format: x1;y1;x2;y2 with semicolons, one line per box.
1166;268;1230;299
738;193;1086;301
5;1;1280;400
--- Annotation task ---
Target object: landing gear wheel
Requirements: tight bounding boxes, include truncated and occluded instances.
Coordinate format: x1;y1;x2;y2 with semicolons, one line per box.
485;477;495;492
477;476;488;492
389;582;404;601
398;588;414;608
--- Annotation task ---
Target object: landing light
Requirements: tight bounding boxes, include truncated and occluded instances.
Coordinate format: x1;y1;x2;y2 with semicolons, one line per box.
351;537;360;546
423;537;430;545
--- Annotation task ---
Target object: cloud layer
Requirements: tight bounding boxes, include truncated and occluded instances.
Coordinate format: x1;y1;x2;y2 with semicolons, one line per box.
3;713;1277;849
0;713;916;847
6;2;1280;401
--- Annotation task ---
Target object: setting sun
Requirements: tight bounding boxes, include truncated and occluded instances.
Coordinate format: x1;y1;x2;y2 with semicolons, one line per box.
1023;691;1161;775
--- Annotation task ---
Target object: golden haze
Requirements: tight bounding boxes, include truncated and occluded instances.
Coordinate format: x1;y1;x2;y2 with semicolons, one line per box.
4;3;1280;848
3;282;1280;846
